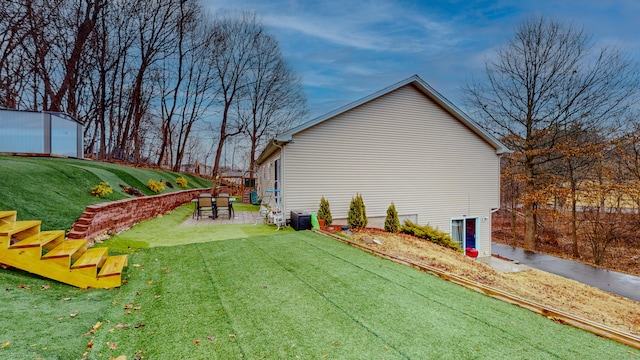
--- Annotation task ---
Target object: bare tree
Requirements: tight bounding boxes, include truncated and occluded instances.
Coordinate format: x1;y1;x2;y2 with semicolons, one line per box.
208;12;262;177
238;32;307;177
465;15;640;250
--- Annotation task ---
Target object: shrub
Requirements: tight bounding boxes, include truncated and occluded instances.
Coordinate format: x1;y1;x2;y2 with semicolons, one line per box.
317;196;332;226
384;202;400;233
176;176;188;188
347;193;367;229
90;182;113;198
401;220;462;252
147;179;165;193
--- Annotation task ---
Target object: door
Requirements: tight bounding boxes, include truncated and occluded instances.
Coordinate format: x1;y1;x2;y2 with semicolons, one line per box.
451;217;477;250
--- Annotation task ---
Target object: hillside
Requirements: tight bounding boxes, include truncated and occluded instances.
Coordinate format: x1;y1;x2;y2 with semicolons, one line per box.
0;155;213;230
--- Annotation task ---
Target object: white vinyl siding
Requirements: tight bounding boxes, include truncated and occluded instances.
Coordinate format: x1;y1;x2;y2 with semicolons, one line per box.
281;84;500;257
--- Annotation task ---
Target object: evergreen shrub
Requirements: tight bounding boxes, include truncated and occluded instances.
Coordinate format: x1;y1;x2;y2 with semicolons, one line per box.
317;196;332;226
347;193;367;229
401;220;462;252
384;202;400;233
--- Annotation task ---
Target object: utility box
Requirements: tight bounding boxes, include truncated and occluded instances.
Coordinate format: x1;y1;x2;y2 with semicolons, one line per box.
290;210;311;231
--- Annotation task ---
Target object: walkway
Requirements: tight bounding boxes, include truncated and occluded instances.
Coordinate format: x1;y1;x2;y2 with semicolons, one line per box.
492;243;640;302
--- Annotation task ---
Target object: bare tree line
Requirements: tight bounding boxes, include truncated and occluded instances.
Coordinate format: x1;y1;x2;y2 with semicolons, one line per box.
466;16;640;263
0;0;307;175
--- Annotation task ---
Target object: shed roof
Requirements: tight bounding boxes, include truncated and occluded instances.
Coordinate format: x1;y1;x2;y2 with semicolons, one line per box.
257;75;510;164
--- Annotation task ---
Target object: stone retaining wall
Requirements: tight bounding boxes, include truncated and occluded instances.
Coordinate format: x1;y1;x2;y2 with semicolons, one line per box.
67;188;209;243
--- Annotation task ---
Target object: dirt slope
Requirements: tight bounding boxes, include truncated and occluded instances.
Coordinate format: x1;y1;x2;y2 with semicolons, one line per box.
343;229;640;336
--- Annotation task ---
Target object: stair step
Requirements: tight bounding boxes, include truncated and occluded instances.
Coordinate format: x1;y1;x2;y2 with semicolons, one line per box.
71;247;108;269
0;220;41;237
0;211;17;226
10;230;65;249
66;230;86;239
98;255;128;278
41;240;87;260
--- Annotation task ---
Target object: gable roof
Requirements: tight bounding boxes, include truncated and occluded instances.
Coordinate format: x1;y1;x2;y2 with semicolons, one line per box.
257;75;510;164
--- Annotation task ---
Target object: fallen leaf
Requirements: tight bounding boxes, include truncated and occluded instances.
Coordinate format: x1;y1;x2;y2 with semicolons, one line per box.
133;306;141;311
194;339;200;345
41;284;51;290
70;312;79;318
61;297;72;301
115;323;130;329
57;317;64;321
123;304;132;309
109;342;118;350
113;356;127;360
154;295;161;300
206;335;215;341
2;341;9;349
132;264;141;267
87;340;94;348
83;321;103;336
18;284;30;290
146;281;153;285
134;323;145;329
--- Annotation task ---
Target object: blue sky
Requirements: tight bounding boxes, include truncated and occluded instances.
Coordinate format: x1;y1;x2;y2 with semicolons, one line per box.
203;0;640;118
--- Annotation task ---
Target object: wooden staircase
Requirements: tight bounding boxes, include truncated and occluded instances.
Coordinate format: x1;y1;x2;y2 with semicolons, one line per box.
0;210;127;288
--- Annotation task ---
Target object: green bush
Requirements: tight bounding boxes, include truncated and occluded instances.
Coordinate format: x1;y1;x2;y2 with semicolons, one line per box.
347;193;367;229
384;202;400;233
401;220;462;252
147;179;165;193
89;181;113;198
317;196;332;226
176;176;188;188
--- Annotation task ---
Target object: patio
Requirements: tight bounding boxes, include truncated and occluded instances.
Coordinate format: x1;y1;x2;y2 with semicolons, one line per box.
181;210;260;226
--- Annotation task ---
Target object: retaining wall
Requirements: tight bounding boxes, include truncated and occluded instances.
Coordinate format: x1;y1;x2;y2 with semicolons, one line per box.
67;188;209;243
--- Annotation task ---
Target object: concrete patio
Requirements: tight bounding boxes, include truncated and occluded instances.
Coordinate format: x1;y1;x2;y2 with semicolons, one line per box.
181;211;261;226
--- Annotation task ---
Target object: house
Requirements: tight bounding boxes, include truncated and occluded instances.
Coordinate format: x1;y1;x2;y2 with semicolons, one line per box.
0;109;84;158
256;75;509;260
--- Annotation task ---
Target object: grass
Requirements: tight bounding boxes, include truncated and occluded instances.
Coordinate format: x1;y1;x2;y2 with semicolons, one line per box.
0;155;213;230
1;209;638;359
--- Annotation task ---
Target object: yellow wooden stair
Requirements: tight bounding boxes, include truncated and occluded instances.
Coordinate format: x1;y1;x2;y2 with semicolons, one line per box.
0;210;127;288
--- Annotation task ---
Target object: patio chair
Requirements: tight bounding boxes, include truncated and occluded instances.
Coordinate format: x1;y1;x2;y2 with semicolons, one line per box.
215;194;233;219
197;195;214;219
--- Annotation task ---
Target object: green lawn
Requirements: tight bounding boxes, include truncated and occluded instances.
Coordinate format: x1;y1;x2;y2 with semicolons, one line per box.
0;155;213;230
1;209;638;359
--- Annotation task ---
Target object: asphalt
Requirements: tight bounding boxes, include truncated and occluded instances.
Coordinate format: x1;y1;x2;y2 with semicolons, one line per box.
492;243;640;302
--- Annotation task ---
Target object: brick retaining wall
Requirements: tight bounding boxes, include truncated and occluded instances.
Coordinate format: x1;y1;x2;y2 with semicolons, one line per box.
67;188;209;243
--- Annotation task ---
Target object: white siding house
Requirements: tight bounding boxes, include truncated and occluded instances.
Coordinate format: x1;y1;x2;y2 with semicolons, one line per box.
256;75;509;259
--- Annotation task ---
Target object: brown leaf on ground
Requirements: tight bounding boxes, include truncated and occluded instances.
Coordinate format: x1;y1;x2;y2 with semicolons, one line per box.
83;321;103;336
41;284;51;290
108;342;118;350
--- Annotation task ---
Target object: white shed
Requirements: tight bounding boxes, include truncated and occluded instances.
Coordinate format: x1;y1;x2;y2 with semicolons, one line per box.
256;75;509;260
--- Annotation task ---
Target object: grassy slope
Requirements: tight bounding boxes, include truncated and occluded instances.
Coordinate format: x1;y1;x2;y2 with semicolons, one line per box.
0;209;637;359
0;155;213;230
